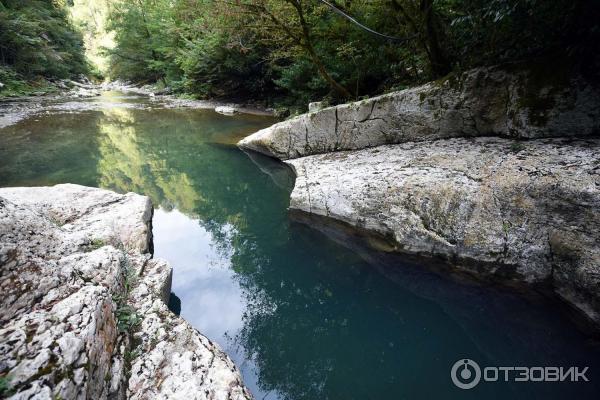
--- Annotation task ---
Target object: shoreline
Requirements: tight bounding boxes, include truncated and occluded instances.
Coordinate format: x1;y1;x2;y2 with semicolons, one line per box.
289;209;600;337
0;83;275;130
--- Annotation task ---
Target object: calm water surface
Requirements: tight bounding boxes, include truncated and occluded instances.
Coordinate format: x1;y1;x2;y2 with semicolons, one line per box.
1;92;599;399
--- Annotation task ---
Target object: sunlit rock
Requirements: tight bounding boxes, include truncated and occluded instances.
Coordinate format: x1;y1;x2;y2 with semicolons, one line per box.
239;66;600;160
215;105;238;115
0;184;252;399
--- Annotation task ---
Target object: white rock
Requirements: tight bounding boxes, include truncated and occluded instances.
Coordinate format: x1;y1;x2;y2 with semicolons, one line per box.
239;66;600;160
215;105;238;115
0;184;252;399
286;137;600;326
308;101;324;113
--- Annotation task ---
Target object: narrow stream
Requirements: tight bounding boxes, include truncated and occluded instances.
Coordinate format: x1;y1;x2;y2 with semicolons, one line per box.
0;92;598;399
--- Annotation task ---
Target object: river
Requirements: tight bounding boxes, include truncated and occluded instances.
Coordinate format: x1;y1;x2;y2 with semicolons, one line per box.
0;91;598;399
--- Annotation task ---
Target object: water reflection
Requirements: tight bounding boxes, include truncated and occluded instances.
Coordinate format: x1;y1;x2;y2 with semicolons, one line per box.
1;92;599;400
96;106;203;212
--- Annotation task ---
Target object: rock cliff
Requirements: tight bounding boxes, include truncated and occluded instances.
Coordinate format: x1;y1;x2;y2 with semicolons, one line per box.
239;66;600;328
287;138;600;324
0;184;251;399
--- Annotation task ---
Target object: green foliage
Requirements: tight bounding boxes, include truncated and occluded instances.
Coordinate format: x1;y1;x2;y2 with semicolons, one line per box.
104;0;173;83
0;64;62;97
124;347;141;363
510;141;525;153
0;0;87;79
89;238;106;250
446;0;588;68
104;0;275;100
112;254;141;334
103;0;598;109
115;302;142;333
0;375;14;397
2;0;596;104
0;0;88;97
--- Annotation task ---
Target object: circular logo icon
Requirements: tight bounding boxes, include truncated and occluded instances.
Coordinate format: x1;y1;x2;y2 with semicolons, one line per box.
451;359;481;389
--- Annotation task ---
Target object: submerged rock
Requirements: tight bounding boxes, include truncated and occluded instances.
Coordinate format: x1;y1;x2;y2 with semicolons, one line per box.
286;138;600;326
0;184;251;399
239;66;600;160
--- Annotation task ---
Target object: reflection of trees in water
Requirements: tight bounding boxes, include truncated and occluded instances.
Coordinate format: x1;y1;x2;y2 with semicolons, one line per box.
0;111;104;187
95;107;330;398
95;107;273;213
94;110;374;398
94;104;288;281
90;107;582;400
95;107;560;399
97;107;203;213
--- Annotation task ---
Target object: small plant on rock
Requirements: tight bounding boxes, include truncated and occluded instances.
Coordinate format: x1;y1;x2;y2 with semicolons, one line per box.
115;302;142;333
83;238;106;252
0;375;14;397
124;347;141;364
510;142;525;153
113;252;141;333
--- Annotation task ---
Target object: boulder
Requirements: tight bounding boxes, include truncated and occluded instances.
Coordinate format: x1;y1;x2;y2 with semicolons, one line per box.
215;105;238;115
308;101;325;113
239;66;600;160
0;184;252;399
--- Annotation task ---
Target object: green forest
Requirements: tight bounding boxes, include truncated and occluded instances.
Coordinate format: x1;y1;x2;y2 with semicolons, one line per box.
1;0;599;110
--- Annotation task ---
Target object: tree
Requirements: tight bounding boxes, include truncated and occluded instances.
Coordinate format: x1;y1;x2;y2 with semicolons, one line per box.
389;0;451;78
99;0;600;109
0;0;87;80
228;0;353;99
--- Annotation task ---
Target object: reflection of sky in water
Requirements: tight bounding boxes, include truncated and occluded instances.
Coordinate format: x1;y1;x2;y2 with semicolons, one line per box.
153;208;279;399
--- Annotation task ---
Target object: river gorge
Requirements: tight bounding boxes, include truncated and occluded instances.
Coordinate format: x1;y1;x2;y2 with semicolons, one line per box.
1;90;598;399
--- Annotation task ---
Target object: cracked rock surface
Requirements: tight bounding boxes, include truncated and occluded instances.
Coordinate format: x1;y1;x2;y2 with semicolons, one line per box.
0;184;251;399
286;138;600;325
238;65;600;328
239;66;600;160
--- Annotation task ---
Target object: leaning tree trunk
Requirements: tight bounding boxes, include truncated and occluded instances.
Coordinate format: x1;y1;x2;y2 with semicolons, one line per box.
293;0;353;99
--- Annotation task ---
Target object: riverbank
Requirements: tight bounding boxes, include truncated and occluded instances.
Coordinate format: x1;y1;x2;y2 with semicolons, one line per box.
0;82;275;130
239;64;600;329
0;184;252;399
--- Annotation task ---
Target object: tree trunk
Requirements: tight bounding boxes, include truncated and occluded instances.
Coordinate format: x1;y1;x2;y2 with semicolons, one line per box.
306;45;352;99
420;0;451;77
292;0;352;99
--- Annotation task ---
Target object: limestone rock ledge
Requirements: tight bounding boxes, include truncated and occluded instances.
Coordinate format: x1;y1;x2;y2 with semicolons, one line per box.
239;66;600;160
0;184;251;400
286;138;600;326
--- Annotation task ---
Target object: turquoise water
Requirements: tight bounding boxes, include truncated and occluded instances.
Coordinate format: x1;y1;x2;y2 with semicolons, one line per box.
1;92;598;399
